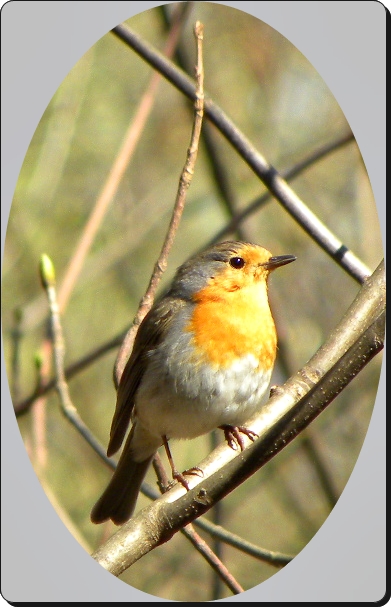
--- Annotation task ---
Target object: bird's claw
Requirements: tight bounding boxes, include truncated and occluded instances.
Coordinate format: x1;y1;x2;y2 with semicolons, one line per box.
220;425;258;451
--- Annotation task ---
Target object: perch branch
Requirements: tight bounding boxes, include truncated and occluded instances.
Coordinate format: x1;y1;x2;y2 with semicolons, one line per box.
92;261;385;576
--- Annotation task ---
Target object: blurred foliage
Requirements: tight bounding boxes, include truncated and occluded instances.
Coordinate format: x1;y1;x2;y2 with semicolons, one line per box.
2;2;383;602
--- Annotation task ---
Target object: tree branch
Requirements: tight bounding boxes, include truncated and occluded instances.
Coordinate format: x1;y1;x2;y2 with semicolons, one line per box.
113;21;205;384
92;261;385;576
112;23;370;284
39;254;113;466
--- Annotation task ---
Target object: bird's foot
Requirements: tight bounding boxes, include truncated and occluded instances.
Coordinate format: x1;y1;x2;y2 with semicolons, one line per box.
219;425;258;451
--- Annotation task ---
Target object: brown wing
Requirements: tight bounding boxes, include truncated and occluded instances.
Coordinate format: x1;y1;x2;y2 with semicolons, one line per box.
106;297;184;457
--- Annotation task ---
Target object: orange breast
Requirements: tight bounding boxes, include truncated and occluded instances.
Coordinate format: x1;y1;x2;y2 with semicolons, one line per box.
186;281;277;370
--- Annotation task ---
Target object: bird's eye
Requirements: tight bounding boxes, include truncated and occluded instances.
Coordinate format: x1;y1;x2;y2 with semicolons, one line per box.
229;256;245;269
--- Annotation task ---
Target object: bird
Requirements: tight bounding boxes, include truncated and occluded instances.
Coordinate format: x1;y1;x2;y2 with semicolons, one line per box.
91;241;296;525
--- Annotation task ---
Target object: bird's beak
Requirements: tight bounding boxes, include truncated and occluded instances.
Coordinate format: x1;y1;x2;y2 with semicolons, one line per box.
263;255;296;270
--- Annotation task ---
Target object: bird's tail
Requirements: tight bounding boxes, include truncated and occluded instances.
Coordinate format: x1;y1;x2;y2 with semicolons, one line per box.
91;449;154;525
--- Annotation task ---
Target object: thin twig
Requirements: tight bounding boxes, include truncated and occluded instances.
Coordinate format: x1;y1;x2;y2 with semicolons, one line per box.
160;4;246;243
114;20;205;384
113;23;370;284
181;524;244;594
194;518;293;567
152;451;245;595
14;331;126;416
39;254;114;467
209;132;355;244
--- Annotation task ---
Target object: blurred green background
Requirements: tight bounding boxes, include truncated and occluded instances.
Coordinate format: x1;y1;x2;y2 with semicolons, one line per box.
2;2;383;602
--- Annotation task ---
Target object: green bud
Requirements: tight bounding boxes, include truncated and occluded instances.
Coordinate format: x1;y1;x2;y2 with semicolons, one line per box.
39;254;56;288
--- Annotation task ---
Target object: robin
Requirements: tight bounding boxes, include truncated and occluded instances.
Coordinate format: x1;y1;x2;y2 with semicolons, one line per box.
91;241;296;525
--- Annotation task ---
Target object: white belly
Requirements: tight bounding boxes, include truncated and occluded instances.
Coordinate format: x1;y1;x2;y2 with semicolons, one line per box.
134;353;272;440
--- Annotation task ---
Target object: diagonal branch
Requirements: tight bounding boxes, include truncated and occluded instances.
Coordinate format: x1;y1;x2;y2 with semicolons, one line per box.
92;261;385;576
112;23;370;284
181;524;244;594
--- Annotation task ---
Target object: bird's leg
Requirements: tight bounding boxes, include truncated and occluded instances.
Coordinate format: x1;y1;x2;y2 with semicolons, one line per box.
162;436;204;492
219;425;258;451
163;435;189;489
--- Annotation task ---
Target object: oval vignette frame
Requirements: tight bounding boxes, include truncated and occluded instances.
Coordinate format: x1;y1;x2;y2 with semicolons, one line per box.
1;1;386;603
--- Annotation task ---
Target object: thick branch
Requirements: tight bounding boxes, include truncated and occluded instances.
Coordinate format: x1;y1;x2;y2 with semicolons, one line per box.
92;261;385;576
